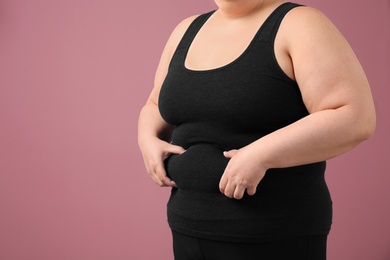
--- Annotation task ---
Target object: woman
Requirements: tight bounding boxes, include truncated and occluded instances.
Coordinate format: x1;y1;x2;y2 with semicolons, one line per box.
138;0;376;259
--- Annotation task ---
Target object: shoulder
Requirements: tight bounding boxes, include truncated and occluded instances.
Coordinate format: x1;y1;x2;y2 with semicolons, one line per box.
281;6;343;42
151;13;202;99
284;5;334;26
278;5;352;67
171;14;201;39
164;14;201;57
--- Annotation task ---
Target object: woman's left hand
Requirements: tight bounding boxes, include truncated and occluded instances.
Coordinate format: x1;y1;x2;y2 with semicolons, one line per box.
219;146;267;200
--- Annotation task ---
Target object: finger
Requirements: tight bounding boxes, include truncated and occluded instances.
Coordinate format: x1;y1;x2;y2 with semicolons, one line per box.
154;163;171;187
162;144;186;161
166;144;186;155
153;174;166;187
219;172;228;194
246;186;257;196
164;177;177;187
233;183;246;200
145;161;159;184
150;171;165;187
147;169;159;185
223;149;238;158
223;180;236;199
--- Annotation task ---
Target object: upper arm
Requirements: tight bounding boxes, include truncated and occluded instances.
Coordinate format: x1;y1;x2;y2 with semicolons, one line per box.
283;7;375;119
147;15;199;106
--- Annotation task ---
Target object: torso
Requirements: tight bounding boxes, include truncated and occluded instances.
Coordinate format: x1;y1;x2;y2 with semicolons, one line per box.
158;3;332;242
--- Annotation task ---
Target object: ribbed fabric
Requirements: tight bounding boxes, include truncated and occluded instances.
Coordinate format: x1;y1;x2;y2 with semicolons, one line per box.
158;2;332;243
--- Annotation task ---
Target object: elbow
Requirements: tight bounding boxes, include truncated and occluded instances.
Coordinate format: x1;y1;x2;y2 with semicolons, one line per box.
357;122;375;143
362;117;376;140
342;97;376;143
354;110;376;143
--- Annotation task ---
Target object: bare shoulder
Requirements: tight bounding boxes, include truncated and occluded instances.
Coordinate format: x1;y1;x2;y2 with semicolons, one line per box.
281;6;346;46
164;14;201;56
284;6;336;28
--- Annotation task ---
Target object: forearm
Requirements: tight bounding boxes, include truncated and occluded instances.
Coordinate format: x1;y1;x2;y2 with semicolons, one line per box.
251;106;375;170
137;102;174;147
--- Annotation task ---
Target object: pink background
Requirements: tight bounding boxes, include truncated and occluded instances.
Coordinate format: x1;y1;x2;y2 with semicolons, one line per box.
0;0;389;259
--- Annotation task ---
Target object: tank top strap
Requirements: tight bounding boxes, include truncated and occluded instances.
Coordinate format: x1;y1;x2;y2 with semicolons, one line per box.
255;2;303;43
175;10;216;51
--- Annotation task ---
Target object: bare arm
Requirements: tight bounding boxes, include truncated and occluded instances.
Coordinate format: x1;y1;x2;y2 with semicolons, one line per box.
251;7;375;167
138;15;198;187
220;7;376;199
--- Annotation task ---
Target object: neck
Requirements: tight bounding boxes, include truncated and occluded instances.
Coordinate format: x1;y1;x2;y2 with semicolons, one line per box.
213;0;267;19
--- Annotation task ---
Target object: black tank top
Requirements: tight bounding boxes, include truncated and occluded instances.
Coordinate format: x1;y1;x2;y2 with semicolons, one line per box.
158;2;332;242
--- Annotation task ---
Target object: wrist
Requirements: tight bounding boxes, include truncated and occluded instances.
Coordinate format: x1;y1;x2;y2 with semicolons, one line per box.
137;134;160;150
245;141;271;172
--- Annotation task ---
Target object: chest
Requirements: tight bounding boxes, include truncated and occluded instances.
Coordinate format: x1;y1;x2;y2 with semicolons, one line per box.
159;43;308;132
184;22;262;71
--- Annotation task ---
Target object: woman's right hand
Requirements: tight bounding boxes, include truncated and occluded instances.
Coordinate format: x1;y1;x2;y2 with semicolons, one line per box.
139;137;186;187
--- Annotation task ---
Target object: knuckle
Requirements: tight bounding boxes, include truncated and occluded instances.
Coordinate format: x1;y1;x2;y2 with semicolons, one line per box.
241;181;249;188
146;168;155;176
159;177;167;185
234;177;246;187
151;157;163;166
156;178;166;187
162;152;170;160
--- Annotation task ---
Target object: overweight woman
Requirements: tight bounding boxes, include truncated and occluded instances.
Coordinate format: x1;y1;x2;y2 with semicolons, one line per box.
138;0;376;259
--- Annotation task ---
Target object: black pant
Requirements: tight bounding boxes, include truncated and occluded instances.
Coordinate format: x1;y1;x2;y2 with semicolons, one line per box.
172;230;327;260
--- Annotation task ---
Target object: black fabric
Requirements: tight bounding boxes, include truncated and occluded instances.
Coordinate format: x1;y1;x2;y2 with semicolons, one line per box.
172;230;327;260
158;2;332;243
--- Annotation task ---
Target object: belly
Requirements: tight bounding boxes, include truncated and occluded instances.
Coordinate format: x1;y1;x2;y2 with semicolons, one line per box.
164;143;230;193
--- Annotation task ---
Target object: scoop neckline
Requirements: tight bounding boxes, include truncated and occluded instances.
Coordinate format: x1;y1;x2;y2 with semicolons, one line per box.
182;2;291;73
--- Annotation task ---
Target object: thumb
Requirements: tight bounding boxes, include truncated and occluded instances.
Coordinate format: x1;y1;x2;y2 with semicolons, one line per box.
223;149;238;158
166;144;186;155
